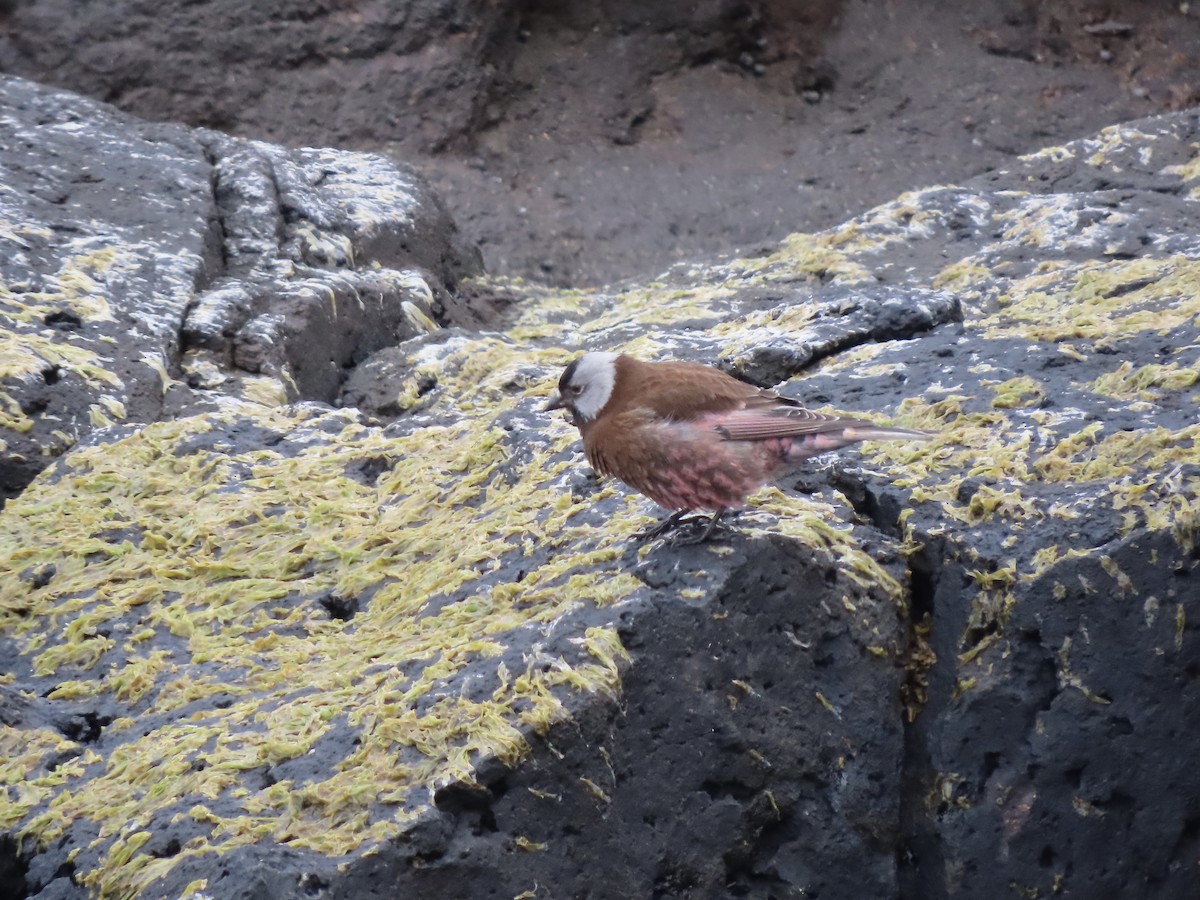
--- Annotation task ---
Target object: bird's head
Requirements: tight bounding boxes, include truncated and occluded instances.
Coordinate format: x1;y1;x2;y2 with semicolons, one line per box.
545;351;619;427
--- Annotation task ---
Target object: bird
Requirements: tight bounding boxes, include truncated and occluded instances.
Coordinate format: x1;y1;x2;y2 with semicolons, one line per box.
545;352;932;540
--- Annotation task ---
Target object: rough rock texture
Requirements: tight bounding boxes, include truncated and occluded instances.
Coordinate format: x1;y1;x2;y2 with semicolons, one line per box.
0;0;510;153
0;75;481;502
4;0;1200;283
2;82;1200;900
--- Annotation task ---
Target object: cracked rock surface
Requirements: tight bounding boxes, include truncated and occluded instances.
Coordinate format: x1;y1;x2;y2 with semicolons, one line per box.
1;79;1199;899
0;75;482;502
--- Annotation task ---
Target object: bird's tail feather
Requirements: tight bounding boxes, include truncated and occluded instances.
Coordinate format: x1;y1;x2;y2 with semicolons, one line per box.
841;426;933;443
782;425;932;463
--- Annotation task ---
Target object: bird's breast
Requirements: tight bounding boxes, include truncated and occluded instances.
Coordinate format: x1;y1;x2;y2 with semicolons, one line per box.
584;414;782;511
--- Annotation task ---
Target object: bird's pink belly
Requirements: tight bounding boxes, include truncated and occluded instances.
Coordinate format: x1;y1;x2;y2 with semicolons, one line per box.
636;437;789;512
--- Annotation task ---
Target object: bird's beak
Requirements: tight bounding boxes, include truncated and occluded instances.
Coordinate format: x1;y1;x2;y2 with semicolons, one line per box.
544;392;564;412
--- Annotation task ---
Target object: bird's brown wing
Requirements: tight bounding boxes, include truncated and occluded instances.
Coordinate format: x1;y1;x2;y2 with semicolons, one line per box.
709;406;871;441
739;389;806;411
617;357;793;420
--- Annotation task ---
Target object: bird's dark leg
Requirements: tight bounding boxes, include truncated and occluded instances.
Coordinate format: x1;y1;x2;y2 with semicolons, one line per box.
668;508;733;545
699;508;727;542
633;510;693;541
635;509;737;544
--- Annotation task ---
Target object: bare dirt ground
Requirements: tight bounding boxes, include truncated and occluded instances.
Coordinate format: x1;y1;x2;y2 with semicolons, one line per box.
409;0;1200;286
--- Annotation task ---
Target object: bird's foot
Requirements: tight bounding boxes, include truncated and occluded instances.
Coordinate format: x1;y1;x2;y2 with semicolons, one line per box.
672;509;737;545
632;510;696;541
634;510;737;545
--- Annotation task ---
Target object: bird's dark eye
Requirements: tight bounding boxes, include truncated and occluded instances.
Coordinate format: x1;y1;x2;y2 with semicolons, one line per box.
569;384;584;395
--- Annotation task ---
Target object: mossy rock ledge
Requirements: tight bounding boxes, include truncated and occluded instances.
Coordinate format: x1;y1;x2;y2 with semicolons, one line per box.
3;77;1200;899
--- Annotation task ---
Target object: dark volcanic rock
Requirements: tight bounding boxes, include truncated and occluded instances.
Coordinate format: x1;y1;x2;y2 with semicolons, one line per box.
0;0;512;153
0;0;827;155
905;527;1200;900
350;535;905;900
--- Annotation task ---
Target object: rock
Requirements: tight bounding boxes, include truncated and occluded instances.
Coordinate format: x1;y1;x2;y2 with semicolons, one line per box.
4;0;1198;294
0;389;910;900
0;0;830;156
0;75;482;501
0;0;512;153
2;82;1200;900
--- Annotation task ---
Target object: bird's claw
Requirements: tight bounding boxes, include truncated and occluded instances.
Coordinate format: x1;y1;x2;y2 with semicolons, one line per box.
633;510;735;544
632;511;694;541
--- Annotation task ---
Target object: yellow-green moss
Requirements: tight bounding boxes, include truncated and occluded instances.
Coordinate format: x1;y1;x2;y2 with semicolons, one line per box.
1090;361;1200;402
0;240;159;437
1163;152;1200;185
932;261;991;292
989;376;1044;410
1034;424;1200;483
981;255;1200;342
0;335;652;895
729;230;874;285
0;728;89;829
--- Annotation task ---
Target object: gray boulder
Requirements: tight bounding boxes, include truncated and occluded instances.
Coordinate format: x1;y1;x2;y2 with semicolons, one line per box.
0;74;481;501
